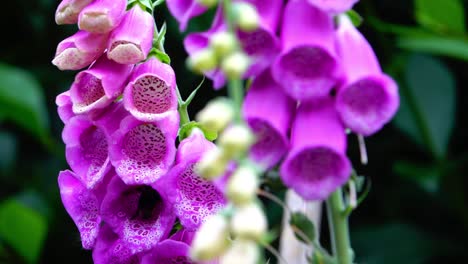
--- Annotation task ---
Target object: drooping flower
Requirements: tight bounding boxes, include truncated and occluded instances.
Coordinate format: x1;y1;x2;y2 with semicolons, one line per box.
78;0;127;34
123;58;178;122
242;69;295;169
335;15;399;136
166;0;208;31
271;0;339;101
107;5;155;65
55;0;94;25
306;0;360;14
280;98;352;200
52;30;109;71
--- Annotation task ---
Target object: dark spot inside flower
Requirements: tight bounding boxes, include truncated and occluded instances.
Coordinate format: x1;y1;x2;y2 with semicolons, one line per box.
132;185;161;220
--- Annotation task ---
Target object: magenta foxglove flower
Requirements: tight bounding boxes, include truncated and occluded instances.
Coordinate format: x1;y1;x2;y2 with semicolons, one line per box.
335;16;399;136
166;0;208;31
70;55;133;114
52;30;109;71
78;0;127;34
100;176;176;253
108;112;179;185
55;0;93;25
307;0;360;14
141;229;198;264
164;130;226;230
242;70;295;169
123;58;178;122
280;99;352;200
272;0;339;101
107;5;155;65
56;91;74;123
58;170;102;249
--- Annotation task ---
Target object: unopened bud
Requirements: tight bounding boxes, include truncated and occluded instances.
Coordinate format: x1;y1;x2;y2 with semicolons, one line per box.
218;124;254;158
196;97;235;132
233;2;260;32
221;51;250;79
210;32;238;57
195;148;229;180
231;204;267;241
220;240;259;264
187;48;218;73
227;166;259;205
190;214;230;261
196;0;219;8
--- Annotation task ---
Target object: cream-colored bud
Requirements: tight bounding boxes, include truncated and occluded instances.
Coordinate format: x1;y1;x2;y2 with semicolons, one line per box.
210;32;238;57
190;214;230;261
195;148;229;180
196;97;235;132
221;51;250;80
196;0;218;8
227;166;259;205
220;240;259;264
231;204;267;241
233;2;260;32
218;124;254;158
187;48;218;73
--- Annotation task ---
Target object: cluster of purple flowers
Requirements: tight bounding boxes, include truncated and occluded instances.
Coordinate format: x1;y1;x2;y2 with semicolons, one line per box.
54;0;226;262
171;0;399;200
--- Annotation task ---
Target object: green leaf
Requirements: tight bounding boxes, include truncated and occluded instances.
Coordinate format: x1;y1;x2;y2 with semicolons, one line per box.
178;121;218;142
150;48;171;64
393;54;456;159
414;0;465;34
345;10;363;27
398;35;468;61
393;161;440;193
0;132;17;174
0;64;50;146
289;212;316;244
0;199;47;264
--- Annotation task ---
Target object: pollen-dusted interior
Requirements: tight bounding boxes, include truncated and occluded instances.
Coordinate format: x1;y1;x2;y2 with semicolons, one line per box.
79;125;108;180
248;118;287;169
75;73;105;107
131;75;172;114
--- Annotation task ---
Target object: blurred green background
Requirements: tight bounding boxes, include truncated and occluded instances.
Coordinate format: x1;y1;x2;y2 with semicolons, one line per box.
0;0;467;263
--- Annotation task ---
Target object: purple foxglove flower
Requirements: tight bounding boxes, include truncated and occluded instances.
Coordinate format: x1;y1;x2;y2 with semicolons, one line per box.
123;58;178;122
280;98;352;200
93;224;143;264
62;115;112;189
164;130;226;230
58;170;102;249
56;91;74;123
108;112;179;185
307;0;360;14
242;70;295;169
100;176;176;253
141;229;198;264
335;16;399;136
70;55;133;114
52;30;109;71
271;0;339;101
107;5;155;65
78;0;127;34
55;0;93;25
166;0;208;31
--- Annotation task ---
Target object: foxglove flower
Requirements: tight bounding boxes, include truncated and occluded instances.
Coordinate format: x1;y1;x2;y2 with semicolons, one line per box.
166;0;208;31
165;129;226;230
335;16;399;136
280;99;352;200
307;0;360;14
107;5;155;65
55;0;93;25
123;58;178;122
70;55;133;114
52;30;109;71
242;70;295;169
93;224;143;264
56;91;74;123
58;170;102;249
100;176;176;253
78;0;127;34
109;112;179;185
272;0;339;101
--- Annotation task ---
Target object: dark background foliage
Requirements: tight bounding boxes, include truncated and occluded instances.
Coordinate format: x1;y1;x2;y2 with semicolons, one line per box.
0;0;467;263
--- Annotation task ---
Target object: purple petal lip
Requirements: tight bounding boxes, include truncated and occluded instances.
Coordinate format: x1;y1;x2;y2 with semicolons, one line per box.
166;0;207;31
141;229;196;264
307;0;360;14
55;0;94;25
56;91;74;123
78;0;127;34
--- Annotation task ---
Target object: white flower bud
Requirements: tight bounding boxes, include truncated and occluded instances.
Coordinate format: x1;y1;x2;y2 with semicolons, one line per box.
227;165;259;205
196;97;235;132
218;124;254;158
231;204;267;241
210;32;238;57
187;48;218;73
233;2;260;32
221;51;250;80
196;0;218;8
195;148;229;180
190;214;230;261
220;240;259;264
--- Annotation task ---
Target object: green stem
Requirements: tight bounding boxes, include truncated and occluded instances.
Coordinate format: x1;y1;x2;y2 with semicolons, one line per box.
326;188;353;264
227;79;244;122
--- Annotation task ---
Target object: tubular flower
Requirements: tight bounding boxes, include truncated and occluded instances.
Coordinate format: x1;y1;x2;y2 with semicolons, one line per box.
78;0;127;34
306;0;360;14
56;91;74;124
166;0;208;31
55;0;94;25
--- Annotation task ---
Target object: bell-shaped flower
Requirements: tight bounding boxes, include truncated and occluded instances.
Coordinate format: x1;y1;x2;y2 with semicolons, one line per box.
56;91;74;123
272;0;339;101
335;16;399;136
123;58;178;122
100;176;176;253
52;30;109;71
280;98;352;200
55;0;93;25
78;0;127;34
166;0;208;31
242;70;295;169
58;170;102;249
108;112;179;185
164;129;226;230
307;0;360;14
107;5;155;65
70;55;133;114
